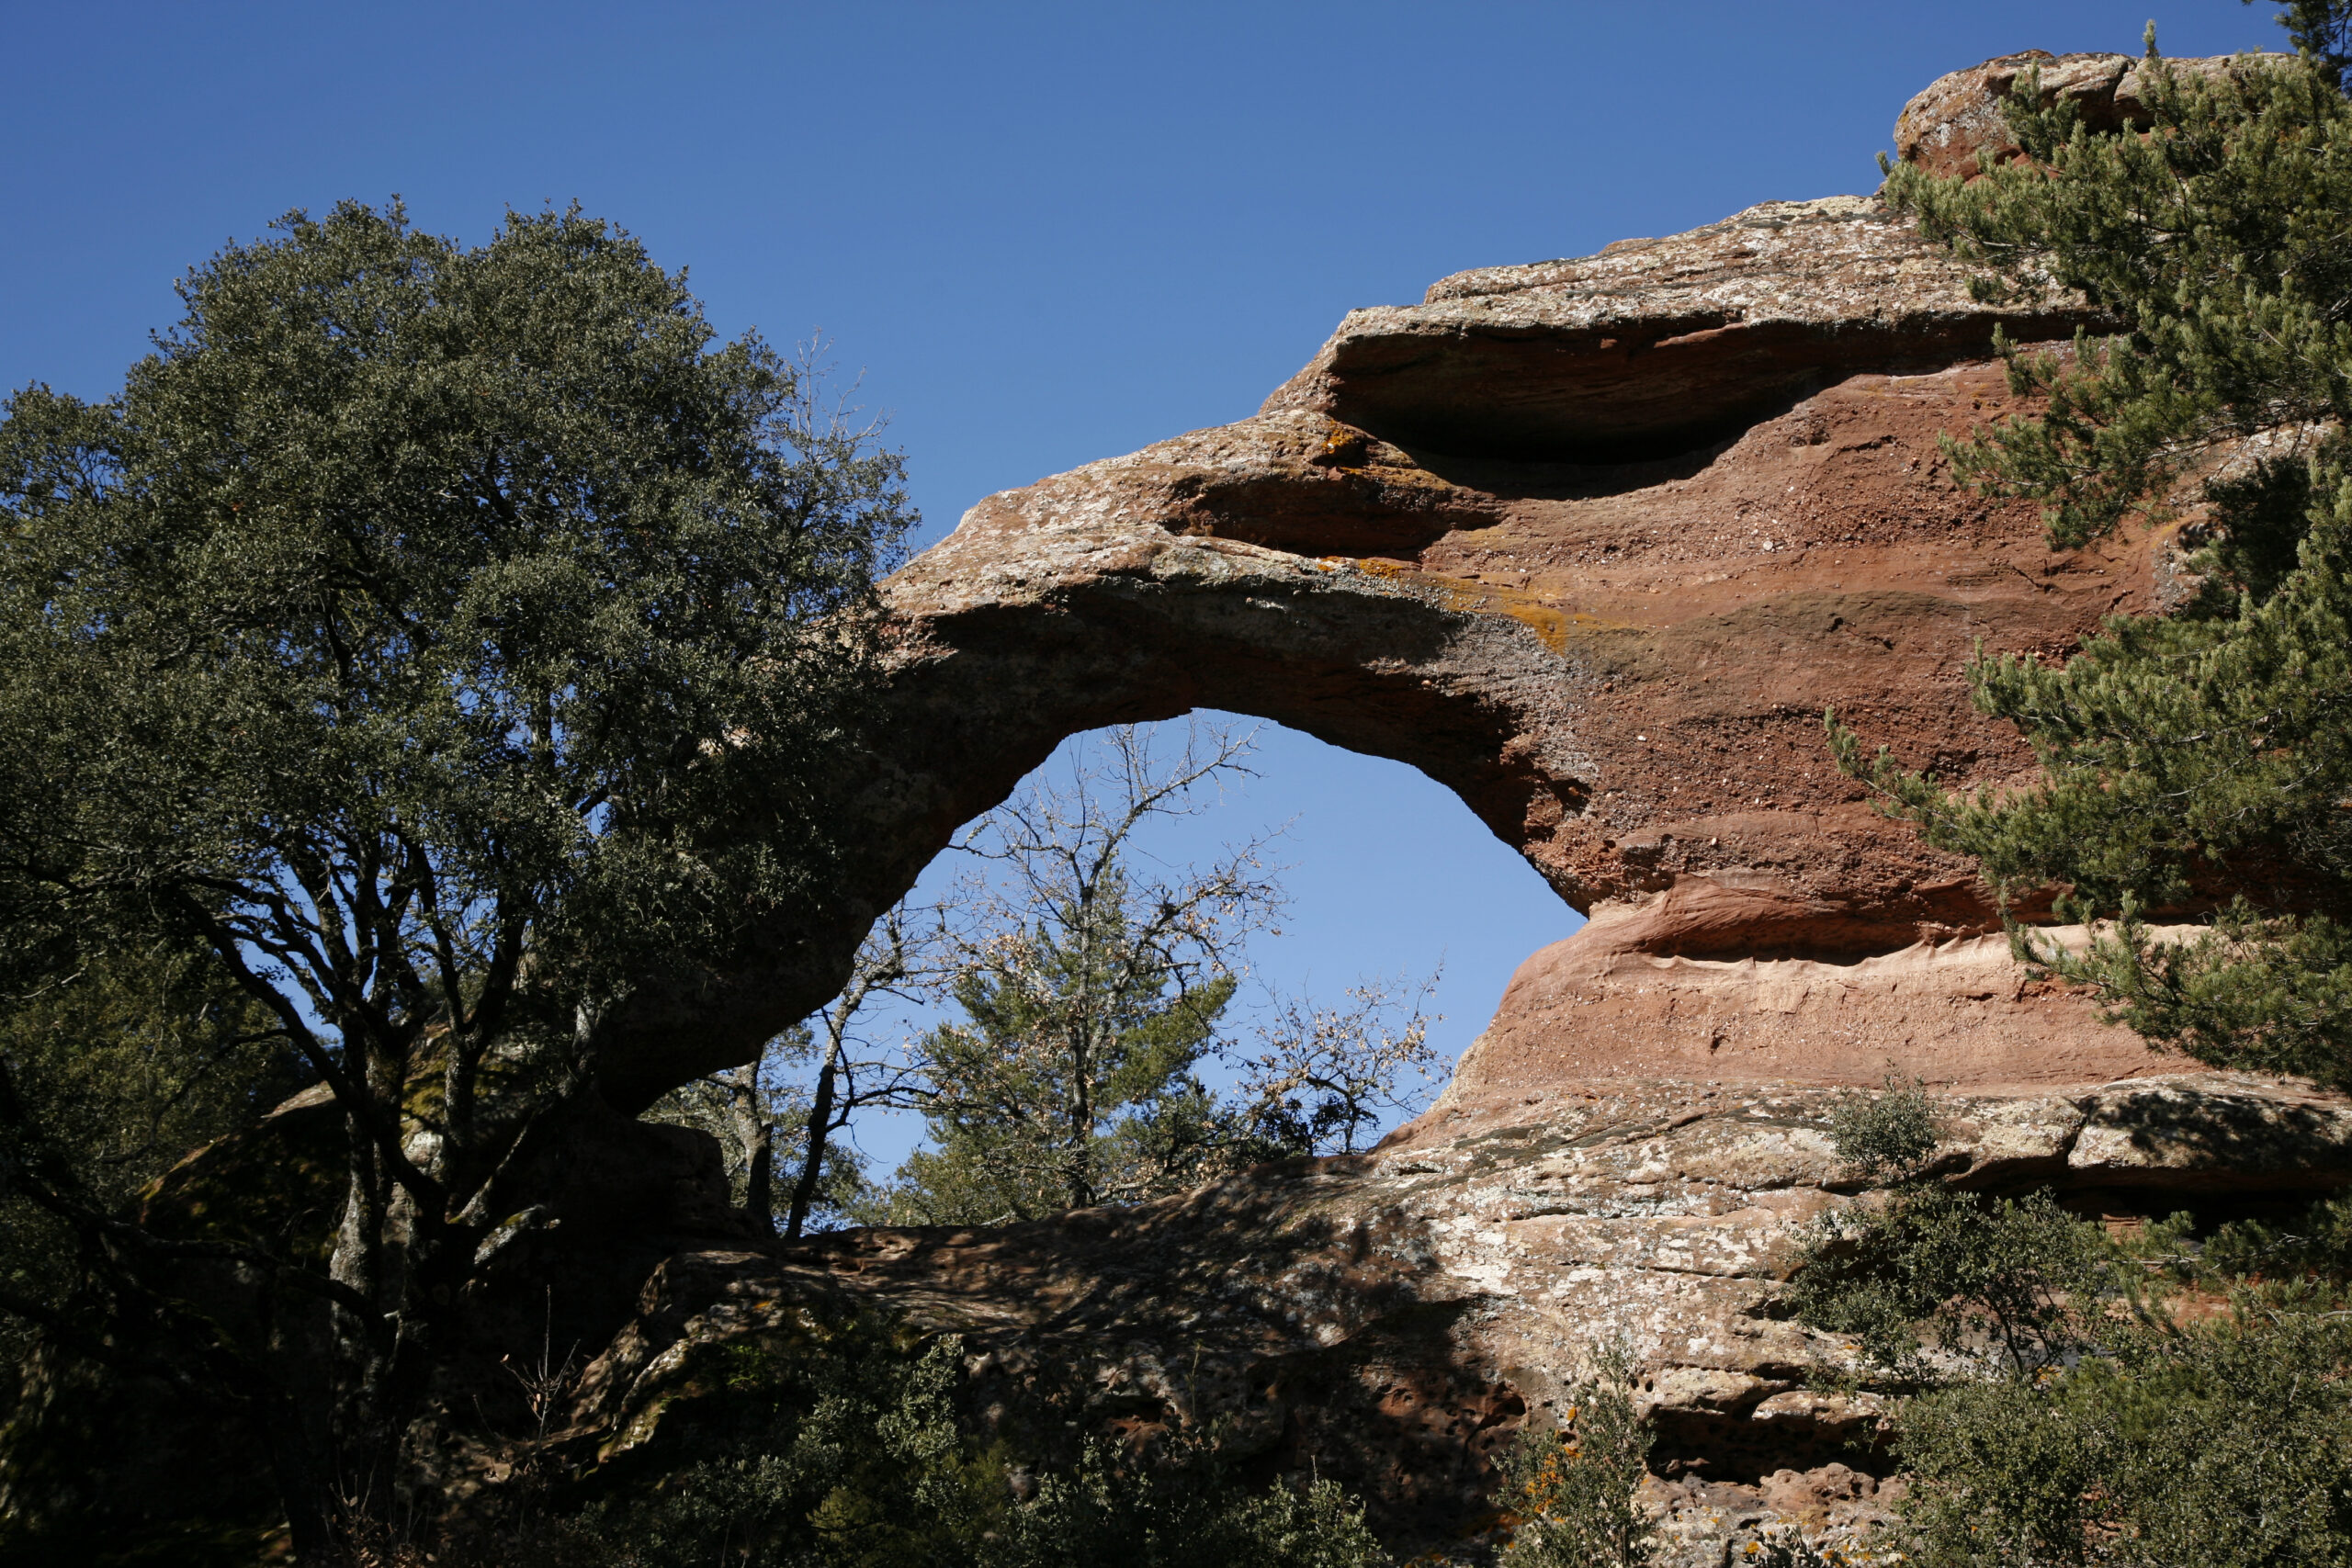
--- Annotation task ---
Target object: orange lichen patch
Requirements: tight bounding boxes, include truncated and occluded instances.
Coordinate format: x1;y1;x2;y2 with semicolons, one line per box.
1328;556;1629;653
1491;597;1629;656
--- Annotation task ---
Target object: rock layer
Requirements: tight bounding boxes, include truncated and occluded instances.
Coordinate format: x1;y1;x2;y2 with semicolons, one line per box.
1260;195;2104;460
564;1073;2352;1563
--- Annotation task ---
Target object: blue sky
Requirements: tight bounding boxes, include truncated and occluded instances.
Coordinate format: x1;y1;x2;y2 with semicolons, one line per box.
2;1;2289;1165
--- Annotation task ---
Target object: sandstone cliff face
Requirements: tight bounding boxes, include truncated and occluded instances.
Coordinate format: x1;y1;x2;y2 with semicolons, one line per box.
811;194;2157;1125
532;48;2352;1567
593;62;2262;1109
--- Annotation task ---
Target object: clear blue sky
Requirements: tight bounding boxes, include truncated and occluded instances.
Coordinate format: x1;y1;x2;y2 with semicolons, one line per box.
2;1;2289;1166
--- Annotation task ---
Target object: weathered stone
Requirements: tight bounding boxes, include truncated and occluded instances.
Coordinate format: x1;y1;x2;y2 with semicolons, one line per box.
1261;196;2105;462
1894;49;2291;182
582;51;2303;1114
556;1074;2346;1564
595;71;2301;1106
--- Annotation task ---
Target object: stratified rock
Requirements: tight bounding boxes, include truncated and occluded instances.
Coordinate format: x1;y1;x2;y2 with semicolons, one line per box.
587;51;2306;1124
559;1074;2352;1565
669;204;2142;1115
1260;196;2103;461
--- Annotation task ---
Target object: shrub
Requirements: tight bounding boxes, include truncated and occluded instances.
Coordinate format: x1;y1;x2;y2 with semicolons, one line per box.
1496;1345;1657;1568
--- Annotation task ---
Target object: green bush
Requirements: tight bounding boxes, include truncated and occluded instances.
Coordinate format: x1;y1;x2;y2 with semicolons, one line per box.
1496;1346;1657;1568
1789;1183;2116;1382
1792;1082;2352;1565
461;1323;1387;1568
987;1437;1382;1568
1895;1310;2352;1567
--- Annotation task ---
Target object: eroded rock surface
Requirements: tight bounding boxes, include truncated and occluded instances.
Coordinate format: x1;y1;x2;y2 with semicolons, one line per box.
1894;48;2290;182
629;51;2299;1126
1260;195;2103;461
561;1074;2352;1563
714;200;2158;1119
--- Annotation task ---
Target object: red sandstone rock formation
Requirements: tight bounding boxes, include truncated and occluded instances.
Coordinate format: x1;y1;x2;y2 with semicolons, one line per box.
553;58;2352;1562
604;65;2318;1110
71;51;2335;1568
841;188;2172;1124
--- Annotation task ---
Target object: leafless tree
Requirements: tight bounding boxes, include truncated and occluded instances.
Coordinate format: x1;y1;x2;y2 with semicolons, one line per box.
1231;969;1444;1155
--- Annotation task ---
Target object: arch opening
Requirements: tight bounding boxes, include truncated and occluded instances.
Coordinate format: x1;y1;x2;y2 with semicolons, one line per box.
830;712;1587;1182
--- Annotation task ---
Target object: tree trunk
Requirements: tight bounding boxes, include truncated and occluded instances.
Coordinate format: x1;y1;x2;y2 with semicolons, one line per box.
252;1387;340;1565
785;1042;842;1239
728;1062;778;1237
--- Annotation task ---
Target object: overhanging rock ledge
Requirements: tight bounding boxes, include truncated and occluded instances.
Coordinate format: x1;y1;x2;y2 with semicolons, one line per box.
579;47;2345;1564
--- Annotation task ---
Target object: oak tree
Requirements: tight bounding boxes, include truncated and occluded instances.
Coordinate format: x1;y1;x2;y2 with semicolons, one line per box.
0;200;911;1557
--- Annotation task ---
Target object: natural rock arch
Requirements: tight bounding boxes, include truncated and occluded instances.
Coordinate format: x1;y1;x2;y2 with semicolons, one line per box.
599;182;2178;1112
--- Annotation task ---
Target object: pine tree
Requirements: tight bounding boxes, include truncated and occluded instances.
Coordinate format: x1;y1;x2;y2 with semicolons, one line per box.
863;725;1280;1225
1832;6;2352;1089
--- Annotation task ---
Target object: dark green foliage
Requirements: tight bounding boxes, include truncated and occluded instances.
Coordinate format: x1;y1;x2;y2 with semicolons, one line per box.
1834;23;2352;1089
589;1333;1001;1568
486;1324;1385;1568
1792;1084;2114;1382
2253;0;2352;87
2196;1190;2352;1280
1793;1090;2352;1563
0;197;913;1552
1495;1346;1658;1568
1894;1311;2352;1567
876;879;1244;1224
1826;1075;1939;1183
1792;1185;2116;1382
1882;39;2352;553
0;940;306;1357
985;1437;1384;1568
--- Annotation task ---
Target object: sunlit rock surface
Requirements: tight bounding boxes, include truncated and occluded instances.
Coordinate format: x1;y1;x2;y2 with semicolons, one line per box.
564;1074;2352;1562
